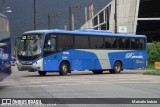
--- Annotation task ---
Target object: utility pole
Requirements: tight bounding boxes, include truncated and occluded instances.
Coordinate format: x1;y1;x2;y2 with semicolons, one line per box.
47;14;58;29
85;7;88;22
69;5;81;31
33;0;36;30
114;0;117;33
72;14;74;30
48;14;51;29
69;7;72;30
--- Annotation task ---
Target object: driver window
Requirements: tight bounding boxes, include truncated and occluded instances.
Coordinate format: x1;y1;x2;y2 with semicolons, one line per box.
44;34;56;57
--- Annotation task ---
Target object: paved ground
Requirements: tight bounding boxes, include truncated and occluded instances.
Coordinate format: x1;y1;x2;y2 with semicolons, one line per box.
0;66;160;107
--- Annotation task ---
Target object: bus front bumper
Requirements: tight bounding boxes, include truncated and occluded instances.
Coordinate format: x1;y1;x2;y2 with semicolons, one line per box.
17;62;41;71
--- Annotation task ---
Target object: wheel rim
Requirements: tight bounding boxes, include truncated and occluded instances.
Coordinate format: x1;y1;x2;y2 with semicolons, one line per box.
62;65;67;73
115;64;121;72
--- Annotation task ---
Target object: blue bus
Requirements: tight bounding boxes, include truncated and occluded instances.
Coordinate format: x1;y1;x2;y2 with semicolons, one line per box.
0;14;11;81
16;29;147;76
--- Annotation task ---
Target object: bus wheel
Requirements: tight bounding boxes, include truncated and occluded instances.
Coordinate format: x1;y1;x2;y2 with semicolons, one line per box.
59;62;70;76
109;61;122;74
38;71;47;76
92;70;103;74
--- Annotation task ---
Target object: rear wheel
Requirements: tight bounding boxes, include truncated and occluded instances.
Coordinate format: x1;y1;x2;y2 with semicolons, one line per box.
38;71;47;76
92;70;103;74
59;62;70;76
109;61;122;74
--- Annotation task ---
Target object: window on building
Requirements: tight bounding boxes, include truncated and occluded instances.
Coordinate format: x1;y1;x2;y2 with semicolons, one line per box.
99;11;104;23
94;16;98;26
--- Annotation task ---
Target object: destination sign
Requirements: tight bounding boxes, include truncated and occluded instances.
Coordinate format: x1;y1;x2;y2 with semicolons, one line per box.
22;35;41;40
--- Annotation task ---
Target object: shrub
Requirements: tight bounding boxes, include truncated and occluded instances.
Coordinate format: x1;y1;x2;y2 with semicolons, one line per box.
148;42;160;65
143;70;160;75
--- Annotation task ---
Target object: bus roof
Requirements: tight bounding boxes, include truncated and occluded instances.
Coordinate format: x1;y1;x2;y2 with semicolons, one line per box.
23;29;146;38
0;36;10;42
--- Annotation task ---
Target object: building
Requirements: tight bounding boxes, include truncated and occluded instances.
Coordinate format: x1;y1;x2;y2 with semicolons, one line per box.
81;0;160;42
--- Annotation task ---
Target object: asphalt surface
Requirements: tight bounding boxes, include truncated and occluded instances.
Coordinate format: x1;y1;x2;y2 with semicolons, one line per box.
0;66;160;107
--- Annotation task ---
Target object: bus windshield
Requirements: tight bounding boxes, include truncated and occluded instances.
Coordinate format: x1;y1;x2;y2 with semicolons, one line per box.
18;34;43;60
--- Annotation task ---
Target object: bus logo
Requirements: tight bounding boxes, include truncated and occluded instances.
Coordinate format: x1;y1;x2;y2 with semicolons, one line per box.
0;48;9;60
125;53;143;59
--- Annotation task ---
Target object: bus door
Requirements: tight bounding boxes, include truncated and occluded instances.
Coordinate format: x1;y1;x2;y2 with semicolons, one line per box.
43;34;58;71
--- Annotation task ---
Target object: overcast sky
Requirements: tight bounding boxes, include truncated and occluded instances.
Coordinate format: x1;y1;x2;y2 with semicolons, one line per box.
0;0;111;38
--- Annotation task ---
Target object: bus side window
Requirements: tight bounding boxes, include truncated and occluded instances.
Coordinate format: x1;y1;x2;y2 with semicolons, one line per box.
112;39;117;49
131;39;136;49
104;42;111;48
125;38;130;49
118;38;124;49
58;35;74;51
90;36;103;49
138;39;144;50
44;34;56;56
104;37;111;49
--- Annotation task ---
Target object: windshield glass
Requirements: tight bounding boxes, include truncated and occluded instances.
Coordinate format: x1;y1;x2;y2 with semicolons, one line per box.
18;34;42;57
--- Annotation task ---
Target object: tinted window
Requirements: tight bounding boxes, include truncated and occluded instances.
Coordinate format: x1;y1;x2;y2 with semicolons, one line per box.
118;38;125;49
90;36;104;49
124;38;130;49
104;37;111;49
118;38;131;49
58;35;73;51
136;38;145;50
104;37;117;49
75;36;89;49
44;34;56;56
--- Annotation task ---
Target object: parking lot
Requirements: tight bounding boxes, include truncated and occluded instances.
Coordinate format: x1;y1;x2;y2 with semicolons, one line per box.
0;67;160;106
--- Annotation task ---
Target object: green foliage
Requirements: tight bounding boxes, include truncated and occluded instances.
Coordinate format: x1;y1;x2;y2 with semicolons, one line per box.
145;63;154;70
148;42;160;65
143;70;160;75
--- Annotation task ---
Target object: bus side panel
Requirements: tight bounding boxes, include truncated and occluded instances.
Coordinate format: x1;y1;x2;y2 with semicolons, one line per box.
108;51;147;69
43;49;107;71
131;51;147;68
71;60;83;70
43;50;102;71
43;55;59;71
70;50;112;70
0;44;11;82
69;50;100;70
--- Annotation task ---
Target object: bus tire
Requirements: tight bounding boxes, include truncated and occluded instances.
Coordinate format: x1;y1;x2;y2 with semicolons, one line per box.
59;62;70;76
109;61;122;74
38;71;47;76
92;70;103;74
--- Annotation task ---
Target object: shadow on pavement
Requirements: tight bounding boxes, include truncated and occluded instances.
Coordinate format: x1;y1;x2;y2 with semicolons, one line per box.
20;70;145;78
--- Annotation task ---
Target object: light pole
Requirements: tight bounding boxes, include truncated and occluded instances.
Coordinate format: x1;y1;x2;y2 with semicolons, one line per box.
33;0;36;30
69;5;81;30
47;14;58;29
114;0;117;33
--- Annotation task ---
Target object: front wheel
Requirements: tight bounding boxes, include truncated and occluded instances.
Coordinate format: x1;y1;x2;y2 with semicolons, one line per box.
59;62;70;76
109;61;122;74
38;71;47;76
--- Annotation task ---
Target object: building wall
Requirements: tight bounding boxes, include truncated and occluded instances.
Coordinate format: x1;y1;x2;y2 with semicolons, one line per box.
81;0;139;34
110;0;138;33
